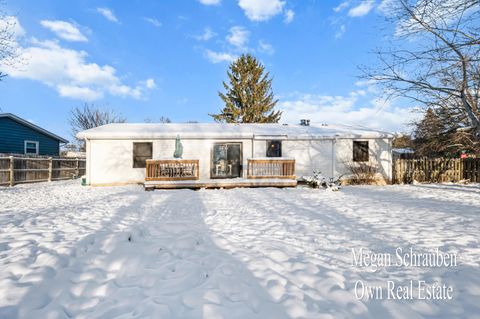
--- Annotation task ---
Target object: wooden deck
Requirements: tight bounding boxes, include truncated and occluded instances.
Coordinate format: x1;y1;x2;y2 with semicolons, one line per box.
144;178;297;190
144;158;297;190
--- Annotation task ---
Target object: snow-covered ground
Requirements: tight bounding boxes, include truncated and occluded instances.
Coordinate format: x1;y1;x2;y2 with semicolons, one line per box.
0;181;479;319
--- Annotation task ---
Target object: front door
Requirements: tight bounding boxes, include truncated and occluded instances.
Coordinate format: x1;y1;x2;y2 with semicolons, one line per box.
211;143;242;178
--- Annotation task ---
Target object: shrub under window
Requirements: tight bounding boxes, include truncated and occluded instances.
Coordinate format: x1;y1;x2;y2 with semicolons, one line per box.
133;142;152;168
353;141;369;162
266;140;282;157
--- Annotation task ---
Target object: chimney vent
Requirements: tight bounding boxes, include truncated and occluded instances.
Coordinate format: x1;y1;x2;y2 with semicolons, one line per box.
300;119;310;126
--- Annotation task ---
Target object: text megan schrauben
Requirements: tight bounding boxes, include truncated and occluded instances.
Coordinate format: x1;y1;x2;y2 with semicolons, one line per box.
351;247;457;301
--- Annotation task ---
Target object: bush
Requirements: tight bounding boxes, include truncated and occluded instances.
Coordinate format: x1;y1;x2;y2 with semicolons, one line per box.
341;162;386;185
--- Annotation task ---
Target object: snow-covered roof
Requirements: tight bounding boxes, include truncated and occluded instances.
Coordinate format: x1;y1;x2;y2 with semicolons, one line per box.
392;148;415;154
76;123;394;140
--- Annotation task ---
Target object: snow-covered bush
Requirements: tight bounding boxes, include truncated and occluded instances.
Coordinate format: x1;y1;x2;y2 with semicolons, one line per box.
303;170;340;191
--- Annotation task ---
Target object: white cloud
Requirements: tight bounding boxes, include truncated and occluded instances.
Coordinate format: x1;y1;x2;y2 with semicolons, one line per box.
334;1;350;12
226;26;249;49
1;38;154;101
40;20;88;42
143;17;161;27
203;27;248;64
0;16;25;38
205;50;236;63
258;40;275;55
57;85;102;100
238;0;285;21
96;7;119;23
376;0;395;15
195;27;216;41
348;0;375;17
109;84;142;99
145;78;156;89
198;0;221;5
278;91;417;132
283;9;295;24
335;24;346;38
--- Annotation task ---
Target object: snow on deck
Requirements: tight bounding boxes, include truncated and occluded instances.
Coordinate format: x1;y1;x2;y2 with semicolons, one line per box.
0;181;479;318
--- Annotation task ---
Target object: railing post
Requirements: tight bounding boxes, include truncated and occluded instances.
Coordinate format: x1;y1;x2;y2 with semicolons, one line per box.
9;156;14;187
48;157;53;182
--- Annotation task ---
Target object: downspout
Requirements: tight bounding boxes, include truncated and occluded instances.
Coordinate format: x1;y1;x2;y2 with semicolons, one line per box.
331;138;336;181
85;137;91;185
388;137;393;183
251;135;255;158
250;135;255;178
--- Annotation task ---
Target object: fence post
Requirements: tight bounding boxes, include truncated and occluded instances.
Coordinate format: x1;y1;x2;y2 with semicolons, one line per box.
48;157;53;182
9;156;14;187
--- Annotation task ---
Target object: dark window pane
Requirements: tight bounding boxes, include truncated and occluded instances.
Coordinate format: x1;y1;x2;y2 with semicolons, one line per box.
133;142;152;168
353;141;369;162
266;140;282;157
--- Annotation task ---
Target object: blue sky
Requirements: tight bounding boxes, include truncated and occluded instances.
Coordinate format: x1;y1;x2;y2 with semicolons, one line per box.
0;0;416;142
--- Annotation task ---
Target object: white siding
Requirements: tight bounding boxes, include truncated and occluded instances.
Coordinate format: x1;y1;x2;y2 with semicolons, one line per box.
87;138;253;185
253;139;334;178
88;139;145;185
335;138;392;181
86;137;392;185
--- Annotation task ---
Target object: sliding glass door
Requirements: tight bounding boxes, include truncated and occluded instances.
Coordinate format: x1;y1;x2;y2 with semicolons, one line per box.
211;143;242;178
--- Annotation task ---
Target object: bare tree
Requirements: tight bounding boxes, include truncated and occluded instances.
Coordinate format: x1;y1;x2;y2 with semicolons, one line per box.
144;116;172;123
0;3;19;81
362;0;480;137
70;104;126;150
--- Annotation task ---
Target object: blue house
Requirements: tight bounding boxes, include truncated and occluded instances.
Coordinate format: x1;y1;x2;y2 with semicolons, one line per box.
0;113;68;156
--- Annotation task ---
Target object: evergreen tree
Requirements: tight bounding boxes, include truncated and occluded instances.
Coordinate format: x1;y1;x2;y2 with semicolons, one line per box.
210;54;281;123
413;107;480;157
392;135;413;149
413;108;448;157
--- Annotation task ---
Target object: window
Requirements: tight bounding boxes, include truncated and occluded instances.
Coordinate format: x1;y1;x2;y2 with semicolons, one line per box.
24;140;39;155
133;142;152;168
353;141;369;162
266;140;282;157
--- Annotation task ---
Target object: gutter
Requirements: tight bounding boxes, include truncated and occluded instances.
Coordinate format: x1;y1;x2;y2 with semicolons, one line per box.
79;133;394;141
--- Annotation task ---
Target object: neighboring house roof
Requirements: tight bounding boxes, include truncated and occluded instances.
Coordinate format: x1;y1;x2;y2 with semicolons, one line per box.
0;113;68;143
392;148;415;154
77;123;395;140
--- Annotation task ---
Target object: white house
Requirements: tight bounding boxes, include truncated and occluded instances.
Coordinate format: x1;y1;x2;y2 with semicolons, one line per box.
77;122;394;188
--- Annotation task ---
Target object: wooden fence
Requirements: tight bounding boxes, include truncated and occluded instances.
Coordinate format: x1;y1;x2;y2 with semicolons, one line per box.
393;158;480;184
0;156;86;186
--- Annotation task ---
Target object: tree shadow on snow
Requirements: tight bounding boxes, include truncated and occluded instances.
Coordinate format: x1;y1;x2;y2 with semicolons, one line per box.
0;187;290;319
217;187;480;318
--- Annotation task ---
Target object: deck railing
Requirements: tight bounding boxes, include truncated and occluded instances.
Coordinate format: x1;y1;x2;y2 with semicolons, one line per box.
145;159;200;181
247;158;295;179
